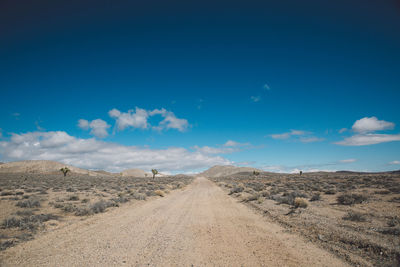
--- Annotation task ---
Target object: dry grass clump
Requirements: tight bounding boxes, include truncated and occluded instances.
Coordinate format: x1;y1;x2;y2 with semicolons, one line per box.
229;185;244;195
294;197;308;208
337;193;368;205
342;211;367;222
154;190;165;197
310;193;321;201
16;199;41;208
1;214;58;231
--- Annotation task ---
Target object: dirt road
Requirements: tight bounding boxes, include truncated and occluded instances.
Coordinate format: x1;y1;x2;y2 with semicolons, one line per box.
1;177;347;266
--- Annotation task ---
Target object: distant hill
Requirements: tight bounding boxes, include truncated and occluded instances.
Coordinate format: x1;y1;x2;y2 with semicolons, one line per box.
199;165;263;178
120;168;152;178
0;160;106;176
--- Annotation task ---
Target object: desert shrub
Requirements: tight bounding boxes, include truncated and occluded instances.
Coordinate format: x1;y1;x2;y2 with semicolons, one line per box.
62;204;77;213
387;217;400;227
276;196;293;205
81;198;90;203
1;191;14;196
68;195;79;201
131;192;146;200
375;190;391;195
324;188;337;195
294;197;308;208
343;211;367;222
16;199;41;208
15;191;24;195
1;214;58;230
388;186;400;194
229;186;244;195
90;200;113;214
2;217;21;228
146;190;157;197
337;193;367;205
310;193;321;202
244;194;259;202
378;228;400;236
154;190;165;197
247;182;264;192
15;210;34;217
75;207;93;216
0;240;15;251
112;196;130;203
389;197;400;203
260;191;270;198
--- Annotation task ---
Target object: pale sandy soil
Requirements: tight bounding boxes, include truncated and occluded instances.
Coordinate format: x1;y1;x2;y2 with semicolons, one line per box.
0;177;347;267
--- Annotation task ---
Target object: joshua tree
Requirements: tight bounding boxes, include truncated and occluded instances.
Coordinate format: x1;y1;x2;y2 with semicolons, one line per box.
60;167;70;177
299;170;303;176
253;170;260;176
151;169;158;179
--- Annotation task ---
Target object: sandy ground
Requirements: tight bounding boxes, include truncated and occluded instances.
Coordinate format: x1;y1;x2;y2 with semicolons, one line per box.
1;177;347;266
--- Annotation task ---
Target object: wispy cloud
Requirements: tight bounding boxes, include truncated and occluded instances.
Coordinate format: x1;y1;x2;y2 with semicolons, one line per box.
269;129;307;140
11;113;20;120
250;96;261;102
193;140;250;155
339;159;357;163
269;130;323;143
389;160;400;165
263;83;271;90
299;136;325;143
262;158;357;173
336;133;400;146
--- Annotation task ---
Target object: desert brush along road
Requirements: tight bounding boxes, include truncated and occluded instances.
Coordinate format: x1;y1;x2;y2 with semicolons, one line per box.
1;177;347;266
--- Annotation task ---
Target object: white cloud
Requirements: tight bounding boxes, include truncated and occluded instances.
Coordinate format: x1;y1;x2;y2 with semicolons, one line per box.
270;132;291;140
223;140;249;147
262;159;357;173
109;107;189;132
338;128;347;133
109;107;149;130
299;137;325;143
352;117;394;133
193;140;250;155
335;133;400;146
339;159;357;163
336;117;400;146
78;119;90;130
263;84;271;90
270;130;322;143
78;119;111;138
0;131;231;173
270;130;306;139
193;145;237;155
250;96;261;102
389;160;400;165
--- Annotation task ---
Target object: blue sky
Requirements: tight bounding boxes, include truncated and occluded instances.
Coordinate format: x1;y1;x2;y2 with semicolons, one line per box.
1;0;399;173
